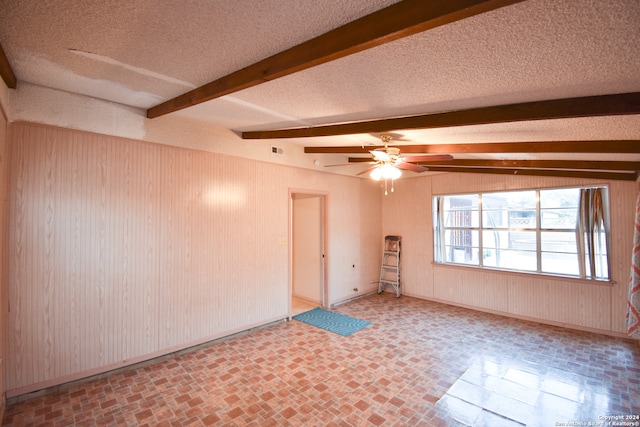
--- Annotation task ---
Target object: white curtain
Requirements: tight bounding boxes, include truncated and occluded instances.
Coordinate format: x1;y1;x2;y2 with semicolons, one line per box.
627;193;640;339
576;187;610;280
433;197;444;263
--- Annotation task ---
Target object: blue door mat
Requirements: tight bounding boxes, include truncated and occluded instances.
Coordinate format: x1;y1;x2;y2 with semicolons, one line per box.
293;307;371;336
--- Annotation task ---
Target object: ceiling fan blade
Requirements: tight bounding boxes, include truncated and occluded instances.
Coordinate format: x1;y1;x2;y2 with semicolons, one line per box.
370;150;390;161
348;157;373;163
324;163;356;167
356;165;378;176
402;154;454;162
397;163;429;173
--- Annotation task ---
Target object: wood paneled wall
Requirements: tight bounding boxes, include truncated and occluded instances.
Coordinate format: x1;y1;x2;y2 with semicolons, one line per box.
0;103;8;416
5;120;636;396
382;172;636;335
5;122;381;396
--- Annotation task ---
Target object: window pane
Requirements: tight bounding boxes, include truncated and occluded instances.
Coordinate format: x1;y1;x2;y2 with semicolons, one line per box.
482;230;508;249
444;194;478;209
482;230;535;251
542;252;579;276
445;211;479;228
541;208;577;229
583;230;609;279
484;209;536;228
483;191;536;209
483;191;536;229
508;230;536;251
444;194;479;227
445;229;478;248
445;246;479;265
590;254;609;279
434;186;609;281
540;188;579;209
482;248;537;271
541;231;577;254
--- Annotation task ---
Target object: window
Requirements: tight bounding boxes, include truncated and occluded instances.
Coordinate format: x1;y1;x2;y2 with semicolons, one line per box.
433;186;610;281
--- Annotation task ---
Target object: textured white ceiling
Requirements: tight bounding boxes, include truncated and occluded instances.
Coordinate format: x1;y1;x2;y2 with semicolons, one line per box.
1;0;639;161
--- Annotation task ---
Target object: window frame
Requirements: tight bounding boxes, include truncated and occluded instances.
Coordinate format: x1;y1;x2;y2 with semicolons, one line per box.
433;185;611;281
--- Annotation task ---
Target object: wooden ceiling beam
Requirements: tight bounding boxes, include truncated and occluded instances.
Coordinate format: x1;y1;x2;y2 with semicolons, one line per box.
246;92;640;139
347;158;640;171
305;140;640;154
421;166;637;181
0;42;17;89
414;159;640;171
147;0;524;119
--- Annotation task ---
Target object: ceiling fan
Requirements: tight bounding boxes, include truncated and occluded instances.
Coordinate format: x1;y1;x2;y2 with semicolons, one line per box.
350;134;454;194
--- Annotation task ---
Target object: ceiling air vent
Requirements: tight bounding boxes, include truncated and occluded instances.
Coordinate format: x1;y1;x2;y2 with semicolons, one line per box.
271;145;284;155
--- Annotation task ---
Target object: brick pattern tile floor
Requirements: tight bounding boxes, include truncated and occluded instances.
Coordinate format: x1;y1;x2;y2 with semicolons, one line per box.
3;294;640;426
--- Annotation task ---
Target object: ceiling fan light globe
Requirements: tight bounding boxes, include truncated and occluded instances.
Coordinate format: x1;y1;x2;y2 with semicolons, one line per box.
389;166;402;180
380;163;402;180
370;167;383;181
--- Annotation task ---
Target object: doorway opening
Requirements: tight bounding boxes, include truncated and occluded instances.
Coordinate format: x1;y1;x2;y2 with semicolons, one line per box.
290;191;328;318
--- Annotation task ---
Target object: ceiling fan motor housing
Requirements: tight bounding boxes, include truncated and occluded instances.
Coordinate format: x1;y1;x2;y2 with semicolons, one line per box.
386;147;400;156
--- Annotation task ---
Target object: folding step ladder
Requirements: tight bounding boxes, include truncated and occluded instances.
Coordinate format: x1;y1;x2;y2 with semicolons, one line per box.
378;235;401;297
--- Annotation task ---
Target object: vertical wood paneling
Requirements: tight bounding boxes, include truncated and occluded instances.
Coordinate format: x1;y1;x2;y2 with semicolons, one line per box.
388;172;634;333
432;267;509;311
358;179;383;295
9;123;25;387
323;174;382;302
4;122;384;395
255;161;289;315
507;276;611;329
10;124;44;386
7;124;163;391
157;147;188;348
608;180;636;333
0;105;8;410
185;152;212;339
381;178;434;297
113;139;161;359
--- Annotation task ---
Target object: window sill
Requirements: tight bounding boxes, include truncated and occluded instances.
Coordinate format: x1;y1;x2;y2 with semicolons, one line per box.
432;262;616;287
